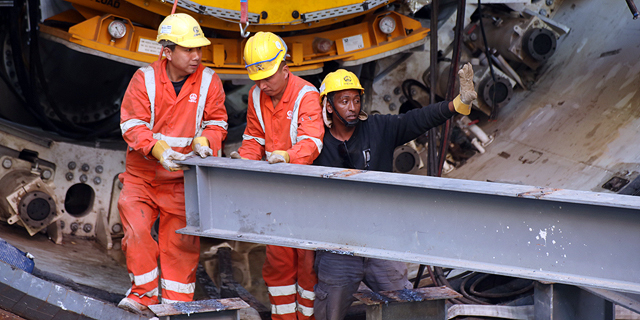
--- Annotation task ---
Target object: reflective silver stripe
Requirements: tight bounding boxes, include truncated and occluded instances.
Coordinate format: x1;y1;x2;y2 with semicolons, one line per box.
132;287;159;298
297;304;314;317
243;134;265;146
203;120;228;130
161;279;195;294
130;268;158;286
195;67;214;137
161;298;184;304
272;302;296;315
252;87;266;133
152;133;193;148
289;85;319;146
121;119;150;135
297;135;323;154
268;284;297;296
141;66;156;130
297;283;316;300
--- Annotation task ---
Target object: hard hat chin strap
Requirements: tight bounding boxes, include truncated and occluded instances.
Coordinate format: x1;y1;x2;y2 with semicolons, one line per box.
328;99;359;127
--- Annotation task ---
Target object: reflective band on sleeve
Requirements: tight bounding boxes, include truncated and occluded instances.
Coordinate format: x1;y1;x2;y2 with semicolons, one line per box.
243;134;265;146
296;283;316;301
203;120;228;130
289;85;319;146
296;135;323;153
141;66;156;130
161;279;196;294
121;119;151;135
195;67;214;137
131;267;159;286
252;87;266;133
297;304;315;317
267;284;297;297
152;133;193;148
271;302;296;315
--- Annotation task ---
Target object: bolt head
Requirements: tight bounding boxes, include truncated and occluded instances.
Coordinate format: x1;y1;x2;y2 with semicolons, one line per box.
66;172;74;181
80;174;88;183
81;164;90;172
93;177;102;185
68;162;76;170
42;169;52;180
2;158;12;169
95;165;104;174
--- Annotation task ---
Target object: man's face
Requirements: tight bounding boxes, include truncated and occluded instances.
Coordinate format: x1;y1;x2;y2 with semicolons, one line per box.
329;89;361;123
165;45;203;77
255;64;289;97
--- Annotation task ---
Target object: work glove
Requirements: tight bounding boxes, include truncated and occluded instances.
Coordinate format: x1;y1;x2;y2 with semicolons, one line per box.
192;137;213;158
267;150;290;164
453;63;478;115
152;140;188;172
229;151;248;160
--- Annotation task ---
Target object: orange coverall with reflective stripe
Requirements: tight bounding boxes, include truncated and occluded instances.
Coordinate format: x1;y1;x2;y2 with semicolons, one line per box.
118;59;227;305
238;72;323;320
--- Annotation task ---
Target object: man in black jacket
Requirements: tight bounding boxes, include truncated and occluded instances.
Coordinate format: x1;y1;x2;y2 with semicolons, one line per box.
312;65;477;320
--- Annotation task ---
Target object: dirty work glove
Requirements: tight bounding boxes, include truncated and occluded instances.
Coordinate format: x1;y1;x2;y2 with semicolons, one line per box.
229;151;248;160
267;150;290;164
152;140;188;172
453;63;478;115
192;137;213;158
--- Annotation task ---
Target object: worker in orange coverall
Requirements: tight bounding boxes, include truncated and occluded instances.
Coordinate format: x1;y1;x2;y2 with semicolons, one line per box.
116;13;227;315
231;31;324;319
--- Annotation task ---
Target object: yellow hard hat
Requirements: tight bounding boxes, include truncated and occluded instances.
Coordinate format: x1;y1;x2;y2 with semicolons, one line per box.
157;13;211;48
319;69;365;99
243;32;288;81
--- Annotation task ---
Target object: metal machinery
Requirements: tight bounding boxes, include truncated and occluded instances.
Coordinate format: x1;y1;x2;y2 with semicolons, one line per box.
1;0;640;318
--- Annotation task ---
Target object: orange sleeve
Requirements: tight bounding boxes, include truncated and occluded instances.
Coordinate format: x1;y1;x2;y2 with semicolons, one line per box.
238;87;266;160
200;73;228;156
120;69;157;157
288;90;324;164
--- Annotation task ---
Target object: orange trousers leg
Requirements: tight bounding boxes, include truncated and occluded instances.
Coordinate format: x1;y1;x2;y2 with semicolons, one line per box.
118;175;199;306
263;245;317;320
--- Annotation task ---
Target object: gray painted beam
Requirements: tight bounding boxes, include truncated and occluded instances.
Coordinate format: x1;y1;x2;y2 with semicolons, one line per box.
179;157;640;294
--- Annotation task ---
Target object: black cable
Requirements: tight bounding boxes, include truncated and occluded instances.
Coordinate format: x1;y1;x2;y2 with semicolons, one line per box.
477;0;498;120
469;274;534;299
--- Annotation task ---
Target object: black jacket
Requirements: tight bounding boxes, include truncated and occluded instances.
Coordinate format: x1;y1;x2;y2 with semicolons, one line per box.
313;101;454;172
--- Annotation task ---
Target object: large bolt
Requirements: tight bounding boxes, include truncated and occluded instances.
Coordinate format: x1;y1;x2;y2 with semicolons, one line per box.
80;174;88;183
81;164;90;172
393;87;401;95
383;95;392;102
112;223;123;234
399;96;408;103
70;222;79;232
545;0;553;5
66;172;74;181
68;162;76;170
95;165;103;174
42;169;52;180
93;177;102;185
83;224;92;233
2;158;12;169
389;103;397;111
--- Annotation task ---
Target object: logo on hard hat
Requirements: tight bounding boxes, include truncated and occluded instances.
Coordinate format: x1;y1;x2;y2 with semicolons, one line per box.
344;75;352;83
193;26;201;37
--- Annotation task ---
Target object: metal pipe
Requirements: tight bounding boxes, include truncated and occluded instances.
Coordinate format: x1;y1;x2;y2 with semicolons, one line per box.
626;0;639;19
437;0;466;177
427;0;439;177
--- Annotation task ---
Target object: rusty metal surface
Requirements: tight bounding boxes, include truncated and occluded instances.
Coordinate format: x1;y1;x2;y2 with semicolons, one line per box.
148;298;249;316
353;287;461;306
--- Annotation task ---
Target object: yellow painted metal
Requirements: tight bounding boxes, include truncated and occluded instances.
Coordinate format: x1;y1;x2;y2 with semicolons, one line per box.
119;0;390;32
40;10;429;77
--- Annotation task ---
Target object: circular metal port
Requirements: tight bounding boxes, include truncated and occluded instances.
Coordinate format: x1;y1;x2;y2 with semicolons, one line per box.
524;28;556;61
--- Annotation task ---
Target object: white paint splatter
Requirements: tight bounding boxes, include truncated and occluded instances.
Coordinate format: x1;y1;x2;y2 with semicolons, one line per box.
552;240;556;244
539;229;548;245
529;228;533;231
546;252;549;256
614;91;637;109
536;236;540;240
576;37;588;53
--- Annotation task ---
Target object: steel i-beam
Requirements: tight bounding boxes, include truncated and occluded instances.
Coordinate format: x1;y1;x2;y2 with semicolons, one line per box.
178;157;640;294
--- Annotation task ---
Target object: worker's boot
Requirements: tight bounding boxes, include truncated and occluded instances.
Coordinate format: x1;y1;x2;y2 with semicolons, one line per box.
118;297;155;317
